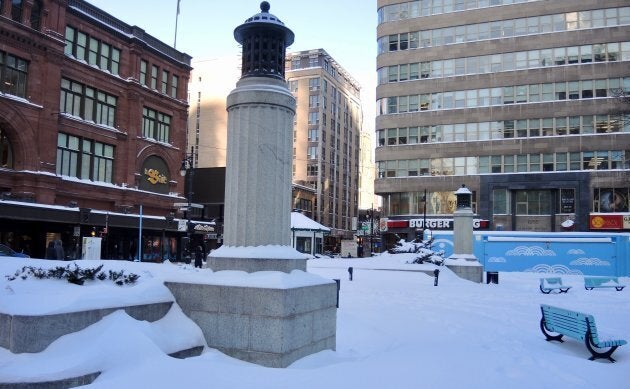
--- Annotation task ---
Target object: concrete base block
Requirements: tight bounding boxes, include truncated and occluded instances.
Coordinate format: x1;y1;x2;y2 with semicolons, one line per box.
207;256;306;273
446;263;483;283
166;279;337;368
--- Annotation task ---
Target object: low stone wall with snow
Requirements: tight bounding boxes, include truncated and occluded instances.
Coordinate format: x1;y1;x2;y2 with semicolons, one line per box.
165;280;337;368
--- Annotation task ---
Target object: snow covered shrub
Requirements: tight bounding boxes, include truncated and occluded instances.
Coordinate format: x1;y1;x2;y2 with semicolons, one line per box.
388;238;446;266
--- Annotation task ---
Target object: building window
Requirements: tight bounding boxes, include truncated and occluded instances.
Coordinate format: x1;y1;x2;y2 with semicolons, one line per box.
150;65;158;89
307;146;318;159
161;70;169;94
309;94;319;108
0;126;14;169
56;133;114;183
378;7;630;54
170;75;179;98
11;0;22;23
30;0;42;30
64;26;121;75
308;112;319;125
140;60;148;85
142;107;171;143
593;188;629;212
309;77;320;91
515;190;552;215
60;78;117;127
0;51;28;98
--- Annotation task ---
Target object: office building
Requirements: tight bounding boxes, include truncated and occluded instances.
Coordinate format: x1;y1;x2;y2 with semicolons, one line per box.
375;0;630;247
287;48;363;249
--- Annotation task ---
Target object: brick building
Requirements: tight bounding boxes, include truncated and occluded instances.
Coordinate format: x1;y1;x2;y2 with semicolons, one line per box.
0;0;193;260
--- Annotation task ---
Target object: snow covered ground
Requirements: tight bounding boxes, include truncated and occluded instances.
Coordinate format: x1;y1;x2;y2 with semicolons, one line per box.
0;253;628;388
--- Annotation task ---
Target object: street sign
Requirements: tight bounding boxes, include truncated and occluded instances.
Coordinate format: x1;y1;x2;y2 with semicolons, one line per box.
173;202;204;209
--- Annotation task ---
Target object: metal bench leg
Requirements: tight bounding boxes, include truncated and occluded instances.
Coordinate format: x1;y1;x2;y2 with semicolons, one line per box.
540;318;563;342
585;336;618;362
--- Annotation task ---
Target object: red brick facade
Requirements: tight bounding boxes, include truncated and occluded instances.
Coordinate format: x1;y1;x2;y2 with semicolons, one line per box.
0;0;192;260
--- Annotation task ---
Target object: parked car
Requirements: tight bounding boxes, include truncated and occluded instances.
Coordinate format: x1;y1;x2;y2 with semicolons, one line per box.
0;243;30;258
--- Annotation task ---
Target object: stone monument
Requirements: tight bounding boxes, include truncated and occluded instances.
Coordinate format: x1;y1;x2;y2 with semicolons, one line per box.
207;0;305;273
445;184;483;283
166;2;337;368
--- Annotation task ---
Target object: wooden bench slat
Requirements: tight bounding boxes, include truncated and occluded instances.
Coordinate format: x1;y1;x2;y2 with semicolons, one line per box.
540;277;572;294
540;304;626;362
584;276;626;291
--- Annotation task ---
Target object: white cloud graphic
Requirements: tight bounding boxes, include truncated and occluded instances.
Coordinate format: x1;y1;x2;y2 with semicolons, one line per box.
524;264;583;275
488;257;506;263
567;249;585;255
506;246;556;256
569;257;611;266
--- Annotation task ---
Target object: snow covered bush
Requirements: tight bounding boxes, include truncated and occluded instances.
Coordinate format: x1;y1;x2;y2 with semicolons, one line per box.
388;238;446;266
5;264;139;286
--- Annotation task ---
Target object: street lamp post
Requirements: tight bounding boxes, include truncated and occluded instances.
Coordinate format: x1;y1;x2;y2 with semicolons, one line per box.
180;145;195;262
422;189;427;240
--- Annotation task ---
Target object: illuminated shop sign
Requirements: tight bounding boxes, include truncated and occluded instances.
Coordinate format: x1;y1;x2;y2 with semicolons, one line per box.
144;168;168;185
192;223;215;233
590;214;630;230
139;155;169;194
386;218;490;230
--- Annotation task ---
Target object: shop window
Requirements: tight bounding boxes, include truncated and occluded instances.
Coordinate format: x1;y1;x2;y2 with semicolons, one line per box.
492;189;510;215
593;188;629;212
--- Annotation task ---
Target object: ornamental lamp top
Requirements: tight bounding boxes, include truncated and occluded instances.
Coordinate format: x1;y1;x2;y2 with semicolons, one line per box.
455;184;472;209
233;2;294;80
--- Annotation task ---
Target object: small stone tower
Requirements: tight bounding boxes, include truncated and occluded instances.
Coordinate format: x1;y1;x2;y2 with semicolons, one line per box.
209;1;305;272
446;184;483;282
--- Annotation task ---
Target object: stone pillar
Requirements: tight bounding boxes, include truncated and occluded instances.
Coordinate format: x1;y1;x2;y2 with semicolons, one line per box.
207;1;305;273
222;77;295;247
446;185;482;282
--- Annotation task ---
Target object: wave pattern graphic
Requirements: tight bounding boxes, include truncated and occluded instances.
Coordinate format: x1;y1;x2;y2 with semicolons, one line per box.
506;246;556;256
433;239;453;250
488;257;506;263
567;249;585;255
524;264;583;275
569;257;611;266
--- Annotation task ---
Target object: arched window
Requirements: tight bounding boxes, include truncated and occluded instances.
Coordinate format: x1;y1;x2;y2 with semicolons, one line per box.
0;126;14;169
30;0;42;30
11;0;22;23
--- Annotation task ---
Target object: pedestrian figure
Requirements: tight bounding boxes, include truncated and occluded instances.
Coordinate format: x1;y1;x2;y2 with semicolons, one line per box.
54;240;65;260
194;245;203;268
46;241;56;259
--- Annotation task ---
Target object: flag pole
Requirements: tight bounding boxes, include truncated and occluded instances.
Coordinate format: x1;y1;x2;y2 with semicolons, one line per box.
174;0;180;48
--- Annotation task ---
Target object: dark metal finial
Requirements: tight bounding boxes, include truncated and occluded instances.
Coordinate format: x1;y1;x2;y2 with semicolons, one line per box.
260;1;270;12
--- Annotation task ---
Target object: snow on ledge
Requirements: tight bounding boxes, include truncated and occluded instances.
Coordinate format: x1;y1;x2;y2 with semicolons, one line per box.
487;236;611;243
209;245;307;259
446;255;482;266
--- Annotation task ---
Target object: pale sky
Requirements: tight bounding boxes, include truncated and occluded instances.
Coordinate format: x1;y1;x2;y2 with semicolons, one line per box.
86;0;378;129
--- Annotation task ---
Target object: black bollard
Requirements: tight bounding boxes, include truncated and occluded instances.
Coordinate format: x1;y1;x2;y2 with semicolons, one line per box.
348;266;353;281
434;269;440;286
333;279;341;308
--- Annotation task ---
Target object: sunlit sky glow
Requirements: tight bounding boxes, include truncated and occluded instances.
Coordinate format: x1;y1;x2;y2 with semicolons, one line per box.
86;0;377;129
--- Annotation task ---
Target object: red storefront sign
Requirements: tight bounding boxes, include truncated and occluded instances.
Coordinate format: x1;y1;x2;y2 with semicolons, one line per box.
589;214;623;230
386;218;490;230
387;220;409;229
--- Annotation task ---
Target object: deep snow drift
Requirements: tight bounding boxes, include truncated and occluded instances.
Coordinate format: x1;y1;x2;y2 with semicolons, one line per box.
0;254;628;388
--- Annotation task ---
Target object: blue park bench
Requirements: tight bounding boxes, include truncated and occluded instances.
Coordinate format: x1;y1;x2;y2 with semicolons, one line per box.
540;304;627;362
584;276;625;291
539;277;572;294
